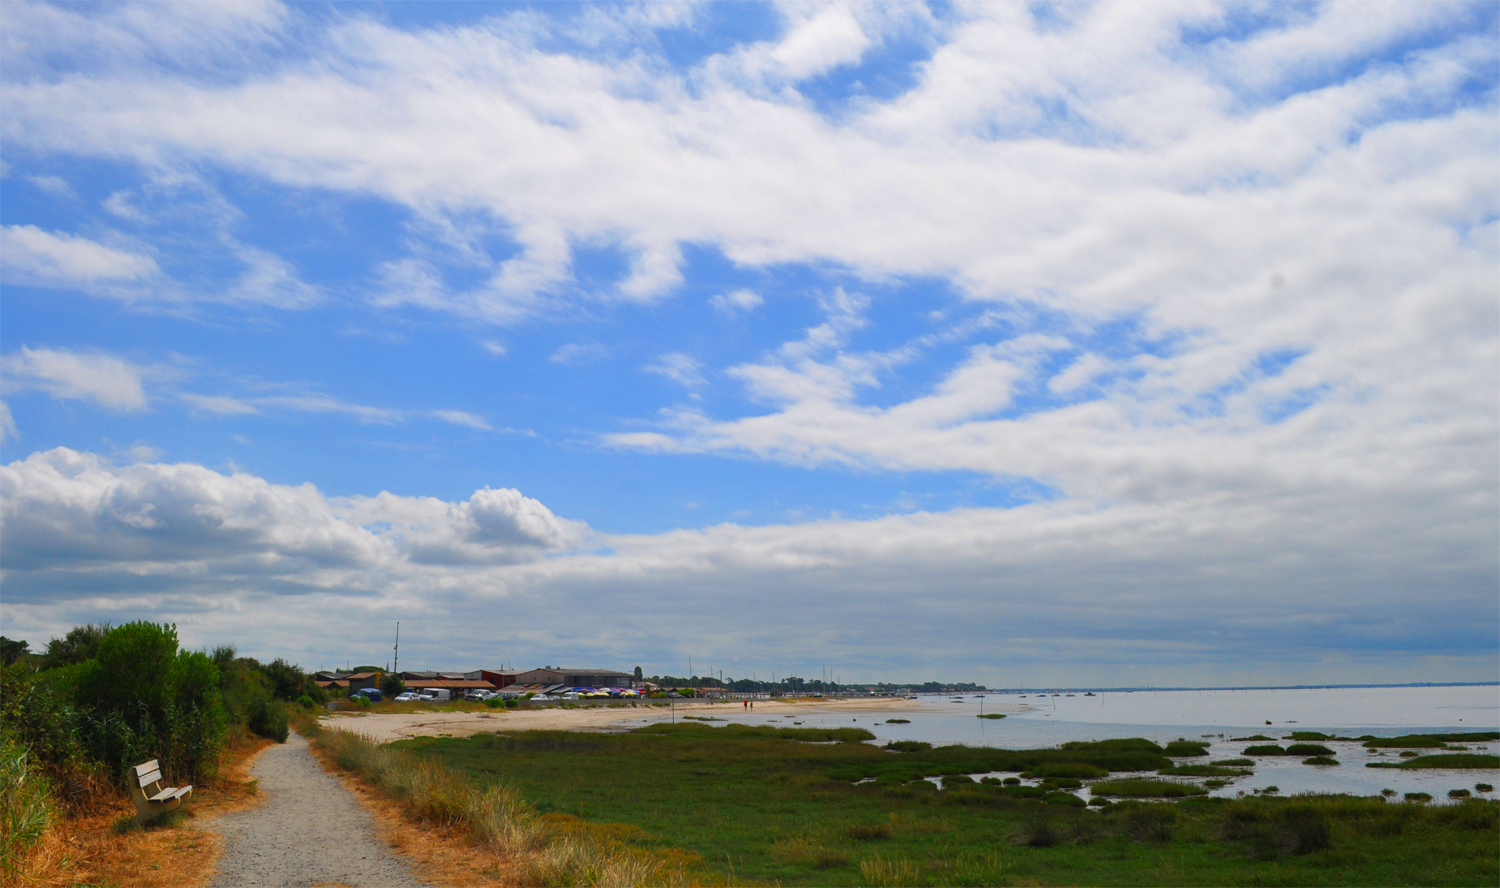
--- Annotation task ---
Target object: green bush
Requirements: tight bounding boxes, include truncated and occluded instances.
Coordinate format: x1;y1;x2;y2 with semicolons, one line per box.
297;696;316;710
1302;756;1338;766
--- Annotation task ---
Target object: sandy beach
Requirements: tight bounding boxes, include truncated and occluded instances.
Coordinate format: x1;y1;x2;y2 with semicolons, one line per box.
321;696;980;744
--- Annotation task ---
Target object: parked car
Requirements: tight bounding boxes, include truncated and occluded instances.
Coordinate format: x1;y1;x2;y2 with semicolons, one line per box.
464;689;494;702
417;688;451;702
351;687;383;702
394;691;419;702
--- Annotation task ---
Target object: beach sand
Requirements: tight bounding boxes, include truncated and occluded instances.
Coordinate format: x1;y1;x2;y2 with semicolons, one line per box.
321;696;940;744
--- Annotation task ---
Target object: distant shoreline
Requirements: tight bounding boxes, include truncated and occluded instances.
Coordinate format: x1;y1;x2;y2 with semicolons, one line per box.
990;682;1499;693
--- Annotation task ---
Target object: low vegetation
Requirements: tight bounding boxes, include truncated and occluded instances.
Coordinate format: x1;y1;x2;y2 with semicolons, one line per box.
1089;778;1208;798
1244;745;1288;756
1158;764;1252;777
1367;754;1500;770
397;723;1499;886
1363;733;1500;749
1303;756;1340;766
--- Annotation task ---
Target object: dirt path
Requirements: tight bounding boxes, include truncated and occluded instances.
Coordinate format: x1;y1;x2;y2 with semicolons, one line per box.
206;731;423;888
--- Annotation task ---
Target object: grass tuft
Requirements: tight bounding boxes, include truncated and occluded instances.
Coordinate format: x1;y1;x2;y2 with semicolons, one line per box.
1090;778;1207;798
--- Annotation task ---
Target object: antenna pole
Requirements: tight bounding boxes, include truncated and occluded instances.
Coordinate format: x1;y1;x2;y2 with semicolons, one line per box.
394;622;400;675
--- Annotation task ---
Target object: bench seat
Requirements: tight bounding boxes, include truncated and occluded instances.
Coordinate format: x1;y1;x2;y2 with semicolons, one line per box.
130;759;192;825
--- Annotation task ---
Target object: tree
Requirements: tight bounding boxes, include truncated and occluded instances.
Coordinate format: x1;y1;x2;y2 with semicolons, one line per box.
381;673;405;697
42;622;111;670
633;665;643;681
0;636;28;666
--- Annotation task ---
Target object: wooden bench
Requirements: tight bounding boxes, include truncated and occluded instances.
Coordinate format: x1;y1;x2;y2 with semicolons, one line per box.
129;760;192;825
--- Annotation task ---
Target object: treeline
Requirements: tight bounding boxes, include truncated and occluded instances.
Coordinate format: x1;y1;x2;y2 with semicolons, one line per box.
0;623;326;875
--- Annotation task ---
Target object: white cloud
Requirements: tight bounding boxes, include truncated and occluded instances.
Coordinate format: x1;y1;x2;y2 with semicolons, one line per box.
550;342;609;365
2;347;149;412
710;288;763;315
646;352;706;390
432;409;491;430
1;446;1491;684
481;341;509;357
1;225;157;285
0;401;17;441
1048;352;1109;394
25;175;77;199
181;393;259;416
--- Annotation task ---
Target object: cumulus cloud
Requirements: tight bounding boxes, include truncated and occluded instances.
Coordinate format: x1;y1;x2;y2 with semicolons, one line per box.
0;446;1491;684
1;225;158;286
0;401;17;441
2;347;150;412
0;447;586;583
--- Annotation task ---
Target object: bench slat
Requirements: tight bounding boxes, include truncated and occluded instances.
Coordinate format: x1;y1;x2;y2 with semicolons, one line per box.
138;769;163;788
132;760;160;777
146;785;192;803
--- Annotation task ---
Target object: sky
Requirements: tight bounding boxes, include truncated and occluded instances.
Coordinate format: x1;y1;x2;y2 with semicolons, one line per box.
1;0;1496;687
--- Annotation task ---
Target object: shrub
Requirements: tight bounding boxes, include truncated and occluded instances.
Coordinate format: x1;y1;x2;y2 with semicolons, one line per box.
248;700;290;743
1476;783;1494;792
1448;788;1470;799
1003;777;1020;785
381;674;406;698
297;696;316;710
1044;791;1086;807
1403;792;1431;803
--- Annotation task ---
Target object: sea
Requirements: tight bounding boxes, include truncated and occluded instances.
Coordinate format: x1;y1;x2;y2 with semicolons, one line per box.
626;685;1500;802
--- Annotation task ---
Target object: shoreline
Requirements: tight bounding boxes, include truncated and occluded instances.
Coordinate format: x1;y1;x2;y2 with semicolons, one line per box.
322;695;1010;744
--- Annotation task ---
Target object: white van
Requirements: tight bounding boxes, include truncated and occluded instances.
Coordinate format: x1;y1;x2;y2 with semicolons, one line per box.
417;688;451;702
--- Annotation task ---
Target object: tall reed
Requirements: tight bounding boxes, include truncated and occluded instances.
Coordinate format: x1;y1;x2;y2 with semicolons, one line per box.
0;730;55;879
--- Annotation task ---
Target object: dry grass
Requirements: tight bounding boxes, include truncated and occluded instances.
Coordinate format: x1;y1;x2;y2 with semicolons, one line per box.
12;735;271;887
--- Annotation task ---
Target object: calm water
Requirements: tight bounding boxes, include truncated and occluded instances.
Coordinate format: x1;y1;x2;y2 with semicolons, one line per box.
619;685;1500;802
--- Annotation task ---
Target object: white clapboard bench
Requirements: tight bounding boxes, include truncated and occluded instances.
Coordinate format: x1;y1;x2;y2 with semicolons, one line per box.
130;759;192;825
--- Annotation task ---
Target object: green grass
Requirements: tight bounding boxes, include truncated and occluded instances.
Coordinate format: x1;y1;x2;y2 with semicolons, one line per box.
1303;757;1340;766
1232;735;1275;741
397;724;1500;886
976;713;1006;720
1162;741;1210;757
1089;779;1208;798
1158;764;1252;777
1244;745;1289;756
1286;744;1335;756
1363;733;1500;749
1211;758;1255;767
1366;754;1500;770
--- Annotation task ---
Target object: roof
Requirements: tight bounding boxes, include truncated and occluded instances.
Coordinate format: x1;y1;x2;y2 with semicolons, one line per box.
527;667;634;676
402;679;495;689
347;671;380;679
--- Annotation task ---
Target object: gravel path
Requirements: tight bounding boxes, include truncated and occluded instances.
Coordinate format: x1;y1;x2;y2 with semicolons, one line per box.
207;731;423;888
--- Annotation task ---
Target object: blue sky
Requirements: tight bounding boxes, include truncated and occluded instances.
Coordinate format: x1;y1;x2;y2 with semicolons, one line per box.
1;0;1496;686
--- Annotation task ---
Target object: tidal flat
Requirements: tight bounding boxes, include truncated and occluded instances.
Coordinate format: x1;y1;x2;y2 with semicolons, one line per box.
396;724;1499;886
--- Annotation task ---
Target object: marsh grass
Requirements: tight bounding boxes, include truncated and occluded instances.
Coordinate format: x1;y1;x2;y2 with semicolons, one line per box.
1286;744;1335;756
400;726;1500;887
1364;733;1499;749
1303;756;1339;766
1211;758;1255;766
1159;764;1251;777
976;713;1005;720
1367;754;1500;770
1090;779;1206;798
1162;741;1210;757
1243;745;1289;756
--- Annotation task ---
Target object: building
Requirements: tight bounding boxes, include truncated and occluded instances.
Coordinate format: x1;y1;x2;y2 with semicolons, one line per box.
508;667;636;689
465;669;529;689
314;671;380;692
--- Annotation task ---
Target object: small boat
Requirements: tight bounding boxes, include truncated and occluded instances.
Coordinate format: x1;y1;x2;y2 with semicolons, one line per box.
1084;692;1096;697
